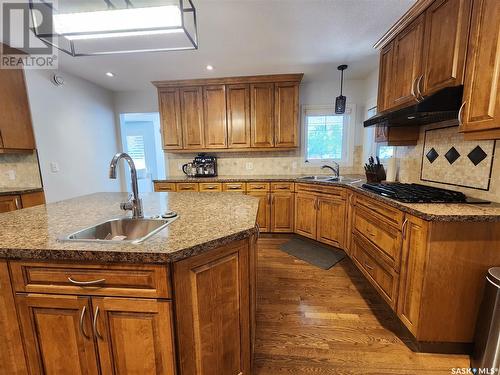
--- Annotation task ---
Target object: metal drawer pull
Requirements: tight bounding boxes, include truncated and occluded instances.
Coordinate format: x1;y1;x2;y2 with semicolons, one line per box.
93;307;104;340
229;186;241;189
79;306;90;339
402;218;409;239
205;186;217;189
364;262;374;271
68;277;106;286
253;186;265;189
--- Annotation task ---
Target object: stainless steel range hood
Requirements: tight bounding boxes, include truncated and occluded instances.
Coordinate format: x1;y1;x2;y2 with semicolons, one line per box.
364;85;464;128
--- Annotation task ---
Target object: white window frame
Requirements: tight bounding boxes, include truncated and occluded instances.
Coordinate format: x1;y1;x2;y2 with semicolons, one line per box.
301;104;355;167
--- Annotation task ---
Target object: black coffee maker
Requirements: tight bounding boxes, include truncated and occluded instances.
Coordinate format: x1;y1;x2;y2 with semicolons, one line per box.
193;154;217;177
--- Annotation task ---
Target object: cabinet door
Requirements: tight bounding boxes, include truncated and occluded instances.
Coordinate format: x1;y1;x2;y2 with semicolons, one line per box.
158;88;183;150
21;191;45;208
294;193;317;239
203;85;228;149
316;195;346;248
92;297;176;375
174;239;251;375
271;192;294;232
391;14;425;108
0;261;28;375
227;84;251;148
180;86;205;149
421;0;472;95
0;67;35;150
274;82;299;147
377;42;395;113
250;83;274;147
248;191;271;232
344;192;354;255
0;195;21;213
16;294;99;375
460;0;500;136
397;215;429;337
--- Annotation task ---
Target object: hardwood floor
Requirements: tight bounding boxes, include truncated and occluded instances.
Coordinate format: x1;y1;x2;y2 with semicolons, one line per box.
254;236;470;375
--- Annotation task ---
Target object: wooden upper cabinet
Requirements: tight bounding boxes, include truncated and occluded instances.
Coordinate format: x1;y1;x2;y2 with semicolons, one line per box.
274;82;299;147
391;14;425;109
227;84;251;148
16;294;99;375
0;67;35;150
203;85;227;148
460;0;500;138
250;83;275;148
377;42;395;113
421;0;472;96
180;86;205;149
158;88;182;150
93;297;176;375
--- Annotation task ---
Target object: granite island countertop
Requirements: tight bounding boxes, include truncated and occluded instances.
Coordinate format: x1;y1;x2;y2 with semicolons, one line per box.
155;175;500;222
0;187;43;196
0;192;259;263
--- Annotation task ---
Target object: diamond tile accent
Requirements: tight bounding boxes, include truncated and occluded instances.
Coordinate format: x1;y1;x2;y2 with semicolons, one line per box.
426;148;439;163
467;145;488;166
444;147;460;164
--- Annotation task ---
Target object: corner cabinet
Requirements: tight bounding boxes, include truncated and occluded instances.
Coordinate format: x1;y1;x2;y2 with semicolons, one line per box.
154;74;303;152
459;0;500;139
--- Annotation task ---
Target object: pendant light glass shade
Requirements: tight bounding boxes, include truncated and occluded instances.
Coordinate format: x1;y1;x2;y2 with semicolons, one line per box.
29;0;198;56
335;64;348;114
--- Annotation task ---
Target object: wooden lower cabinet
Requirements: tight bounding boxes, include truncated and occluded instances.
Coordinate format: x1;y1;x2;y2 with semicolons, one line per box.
248;191;271;233
270;192;294;232
316;195;346;248
173;239;252;375
0;195;21;213
93;297;176;375
294;192;317;239
0;261;28;375
16;294;100;375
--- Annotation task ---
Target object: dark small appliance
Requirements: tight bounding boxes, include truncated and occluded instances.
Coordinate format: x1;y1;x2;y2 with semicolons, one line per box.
193;153;217;177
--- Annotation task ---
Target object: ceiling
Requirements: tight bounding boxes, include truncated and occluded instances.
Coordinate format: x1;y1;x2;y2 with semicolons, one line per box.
20;0;415;91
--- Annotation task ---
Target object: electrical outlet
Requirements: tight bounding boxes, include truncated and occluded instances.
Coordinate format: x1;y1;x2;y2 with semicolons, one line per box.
4;170;16;180
245;162;253;170
50;162;59;173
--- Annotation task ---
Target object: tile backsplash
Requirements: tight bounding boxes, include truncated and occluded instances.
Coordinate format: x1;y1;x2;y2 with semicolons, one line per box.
0;152;43;189
396;121;500;203
166;146;365;177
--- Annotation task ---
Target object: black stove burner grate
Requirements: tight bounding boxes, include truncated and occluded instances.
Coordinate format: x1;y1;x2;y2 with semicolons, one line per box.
362;183;467;203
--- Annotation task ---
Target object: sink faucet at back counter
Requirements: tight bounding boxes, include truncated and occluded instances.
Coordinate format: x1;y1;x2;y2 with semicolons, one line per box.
109;152;144;219
321;162;340;179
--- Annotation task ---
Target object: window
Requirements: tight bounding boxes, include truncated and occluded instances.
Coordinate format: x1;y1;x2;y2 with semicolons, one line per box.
125;135;146;170
304;106;352;164
377;144;394;159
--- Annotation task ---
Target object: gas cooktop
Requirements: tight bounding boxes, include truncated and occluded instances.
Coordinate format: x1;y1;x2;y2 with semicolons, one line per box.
362;183;490;204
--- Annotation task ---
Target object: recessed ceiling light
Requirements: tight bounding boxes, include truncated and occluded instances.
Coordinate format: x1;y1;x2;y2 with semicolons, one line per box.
105;72;115;77
206;65;214;71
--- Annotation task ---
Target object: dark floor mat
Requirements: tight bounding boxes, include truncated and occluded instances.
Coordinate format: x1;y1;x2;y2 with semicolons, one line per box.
279;236;346;270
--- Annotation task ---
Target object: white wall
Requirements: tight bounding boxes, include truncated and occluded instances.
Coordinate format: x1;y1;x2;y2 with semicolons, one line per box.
25;70;122;203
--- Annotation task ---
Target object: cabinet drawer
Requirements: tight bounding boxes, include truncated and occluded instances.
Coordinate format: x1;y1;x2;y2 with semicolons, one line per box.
199;182;222;192
351;235;399;309
353;206;402;270
354;193;404;228
271;182;294;192
9;262;170;298
154;182;176;192
223;182;246;192
295;183;345;198
247;182;270;192
176;183;199;192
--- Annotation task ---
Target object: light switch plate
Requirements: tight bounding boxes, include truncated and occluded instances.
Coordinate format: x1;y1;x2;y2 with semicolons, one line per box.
245;162;253;170
50;162;59;173
5;170;16;180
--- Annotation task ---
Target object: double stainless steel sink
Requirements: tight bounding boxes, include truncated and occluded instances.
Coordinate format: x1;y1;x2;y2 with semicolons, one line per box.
298;175;362;184
59;216;178;244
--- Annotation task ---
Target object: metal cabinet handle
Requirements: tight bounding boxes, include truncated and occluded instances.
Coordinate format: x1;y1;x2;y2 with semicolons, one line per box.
79;306;90;339
411;77;418;100
402;218;409;239
364;262;374;271
14;197;22;210
229;186;240;190
458;101;466;127
415;74;424;101
93;306;104;340
206;186;217;190
253;186;265;190
68;277;106;286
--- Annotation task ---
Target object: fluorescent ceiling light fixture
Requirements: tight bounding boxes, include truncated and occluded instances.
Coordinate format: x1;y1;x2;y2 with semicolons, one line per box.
29;0;198;56
206;65;214;71
53;6;182;38
105;72;115;77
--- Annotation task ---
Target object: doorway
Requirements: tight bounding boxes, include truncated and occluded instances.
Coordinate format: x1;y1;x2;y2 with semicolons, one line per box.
119;113;165;193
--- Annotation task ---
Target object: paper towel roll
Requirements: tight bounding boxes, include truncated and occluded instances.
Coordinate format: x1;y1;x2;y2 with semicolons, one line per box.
386;157;398;182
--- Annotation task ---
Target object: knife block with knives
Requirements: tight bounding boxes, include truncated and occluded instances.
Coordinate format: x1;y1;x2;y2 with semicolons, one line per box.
364;156;386;183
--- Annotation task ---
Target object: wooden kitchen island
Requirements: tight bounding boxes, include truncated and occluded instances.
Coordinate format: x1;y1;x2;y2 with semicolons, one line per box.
0;192;259;375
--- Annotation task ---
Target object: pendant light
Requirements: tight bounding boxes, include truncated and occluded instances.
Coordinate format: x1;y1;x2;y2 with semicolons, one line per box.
335;64;348;114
